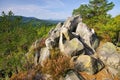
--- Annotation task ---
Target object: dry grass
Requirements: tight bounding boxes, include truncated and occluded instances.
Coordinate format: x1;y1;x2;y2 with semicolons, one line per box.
11;48;74;80
41;48;74;80
10;65;45;80
10;70;35;80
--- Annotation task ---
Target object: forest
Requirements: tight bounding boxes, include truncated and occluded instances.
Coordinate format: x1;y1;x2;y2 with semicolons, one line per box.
0;11;55;79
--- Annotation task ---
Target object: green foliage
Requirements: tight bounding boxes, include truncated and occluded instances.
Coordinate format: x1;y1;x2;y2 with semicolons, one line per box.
73;0;114;27
93;15;120;43
0;11;55;79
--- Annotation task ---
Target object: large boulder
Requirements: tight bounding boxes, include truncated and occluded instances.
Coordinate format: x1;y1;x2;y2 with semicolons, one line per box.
76;22;99;50
97;42;120;77
59;37;84;57
73;55;104;75
97;42;120;68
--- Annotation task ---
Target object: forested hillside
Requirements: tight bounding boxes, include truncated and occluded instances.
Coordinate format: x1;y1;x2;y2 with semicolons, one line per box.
0;11;56;79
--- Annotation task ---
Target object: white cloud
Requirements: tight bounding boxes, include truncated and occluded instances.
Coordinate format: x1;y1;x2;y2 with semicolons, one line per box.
0;0;70;19
0;4;70;19
43;0;65;8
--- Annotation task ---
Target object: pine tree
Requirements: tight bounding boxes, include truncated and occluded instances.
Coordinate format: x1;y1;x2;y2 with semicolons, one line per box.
73;0;114;27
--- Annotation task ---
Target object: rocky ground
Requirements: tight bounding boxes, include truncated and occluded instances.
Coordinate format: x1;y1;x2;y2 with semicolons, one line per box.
11;15;120;80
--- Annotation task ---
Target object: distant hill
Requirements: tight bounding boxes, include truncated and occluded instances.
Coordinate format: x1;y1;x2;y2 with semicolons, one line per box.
17;16;64;26
0;15;64;27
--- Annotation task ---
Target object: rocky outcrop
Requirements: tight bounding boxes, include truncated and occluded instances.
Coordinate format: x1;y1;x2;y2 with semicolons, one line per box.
26;15;102;74
45;15;99;57
25;15;120;80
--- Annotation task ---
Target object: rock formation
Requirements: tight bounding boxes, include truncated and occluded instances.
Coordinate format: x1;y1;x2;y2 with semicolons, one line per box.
45;15;99;57
25;15;120;80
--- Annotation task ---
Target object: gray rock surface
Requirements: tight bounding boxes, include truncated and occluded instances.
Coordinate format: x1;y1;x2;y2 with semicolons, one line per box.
45;22;62;49
39;47;50;66
49;22;62;38
98;42;117;55
73;55;104;74
59;38;84;57
106;53;120;68
64;15;82;32
97;42;120;77
76;22;99;50
97;42;120;69
45;38;57;49
108;67;119;76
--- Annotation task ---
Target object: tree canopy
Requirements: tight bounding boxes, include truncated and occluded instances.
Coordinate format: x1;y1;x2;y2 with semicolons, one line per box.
73;0;114;27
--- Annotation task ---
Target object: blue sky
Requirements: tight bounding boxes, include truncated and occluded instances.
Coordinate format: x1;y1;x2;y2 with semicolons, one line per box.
0;0;120;19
